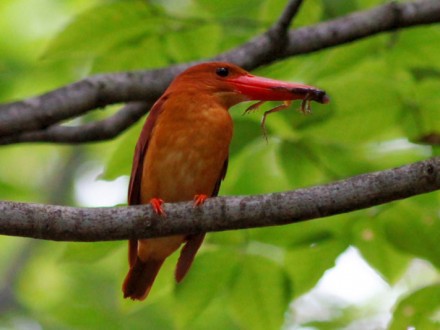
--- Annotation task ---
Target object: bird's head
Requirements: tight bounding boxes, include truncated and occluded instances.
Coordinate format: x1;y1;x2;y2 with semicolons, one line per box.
168;62;329;109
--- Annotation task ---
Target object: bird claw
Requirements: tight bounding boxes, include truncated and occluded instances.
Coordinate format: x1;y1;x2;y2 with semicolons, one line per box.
260;100;292;141
150;198;165;216
243;101;266;115
299;93;312;114
243;99;311;140
193;194;208;207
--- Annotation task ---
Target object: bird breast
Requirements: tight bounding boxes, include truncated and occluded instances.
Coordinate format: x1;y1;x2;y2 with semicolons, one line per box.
140;102;233;203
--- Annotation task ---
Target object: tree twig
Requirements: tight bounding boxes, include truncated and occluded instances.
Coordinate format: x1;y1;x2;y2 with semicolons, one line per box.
0;157;438;242
269;0;304;35
0;0;439;143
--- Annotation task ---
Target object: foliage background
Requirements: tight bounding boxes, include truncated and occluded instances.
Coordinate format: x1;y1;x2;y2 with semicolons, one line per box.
0;0;439;329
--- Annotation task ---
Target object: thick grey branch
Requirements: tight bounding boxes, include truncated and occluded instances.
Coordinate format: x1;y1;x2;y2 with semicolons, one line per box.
0;102;151;144
0;157;438;242
282;0;440;58
216;0;440;70
0;70;177;138
0;0;438;142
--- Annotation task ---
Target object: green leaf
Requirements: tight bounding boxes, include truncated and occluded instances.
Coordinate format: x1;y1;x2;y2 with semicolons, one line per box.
176;295;240;330
102;119;144;180
60;241;123;263
196;0;265;19
247;215;351;248
352;217;410;284
412;79;440;137
385;26;440;70
278;139;331;187
207;229;248;247
174;249;239;329
91;35;170;72
220;138;292;195
165;23;222;62
229;255;292;330
383;194;440;268
321;0;359;19
389;284;440;330
304;58;403;143
44;1;169;60
228;115;264;156
284;237;348;297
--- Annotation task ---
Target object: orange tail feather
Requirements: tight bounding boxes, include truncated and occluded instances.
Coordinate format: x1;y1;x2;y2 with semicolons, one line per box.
122;257;164;301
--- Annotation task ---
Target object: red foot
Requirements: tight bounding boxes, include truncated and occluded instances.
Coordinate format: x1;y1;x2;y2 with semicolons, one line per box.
150;198;165;216
193;194;208;207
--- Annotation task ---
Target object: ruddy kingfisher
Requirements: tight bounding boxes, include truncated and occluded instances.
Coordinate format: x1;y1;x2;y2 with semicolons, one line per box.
122;62;329;300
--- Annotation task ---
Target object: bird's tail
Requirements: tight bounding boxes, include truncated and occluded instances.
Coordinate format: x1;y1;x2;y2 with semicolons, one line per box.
122;257;164;301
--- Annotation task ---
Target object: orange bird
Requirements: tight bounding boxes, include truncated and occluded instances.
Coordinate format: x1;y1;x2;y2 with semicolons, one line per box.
122;62;329;300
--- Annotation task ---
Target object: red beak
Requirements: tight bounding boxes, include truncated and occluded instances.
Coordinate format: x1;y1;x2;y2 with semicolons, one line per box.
228;73;330;104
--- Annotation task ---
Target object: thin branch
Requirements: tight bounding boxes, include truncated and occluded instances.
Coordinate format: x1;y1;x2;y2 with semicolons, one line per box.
0;102;151;145
269;0;304;35
0;157;438;242
0;0;439;142
258;0;304;58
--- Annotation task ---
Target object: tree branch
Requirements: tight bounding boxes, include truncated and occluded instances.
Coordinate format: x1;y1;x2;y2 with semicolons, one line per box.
0;0;439;143
214;0;440;71
0;102;151;145
0;70;174;138
282;0;440;58
0;157;438;242
269;0;304;36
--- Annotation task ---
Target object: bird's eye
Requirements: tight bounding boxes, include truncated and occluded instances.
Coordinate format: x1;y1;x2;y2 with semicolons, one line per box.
216;67;229;77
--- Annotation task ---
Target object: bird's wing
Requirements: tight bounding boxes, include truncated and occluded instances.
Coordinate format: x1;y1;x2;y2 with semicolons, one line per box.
127;96;167;267
128;96;167;206
212;158;228;197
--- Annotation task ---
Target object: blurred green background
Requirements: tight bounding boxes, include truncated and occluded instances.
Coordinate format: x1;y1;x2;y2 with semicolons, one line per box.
0;0;439;329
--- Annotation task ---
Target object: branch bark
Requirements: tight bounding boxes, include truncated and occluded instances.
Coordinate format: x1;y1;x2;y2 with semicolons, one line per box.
220;0;440;67
0;0;439;144
0;157;438;242
0;102;151;144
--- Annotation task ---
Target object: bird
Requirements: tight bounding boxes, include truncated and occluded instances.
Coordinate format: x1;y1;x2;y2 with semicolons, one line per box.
122;61;329;300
